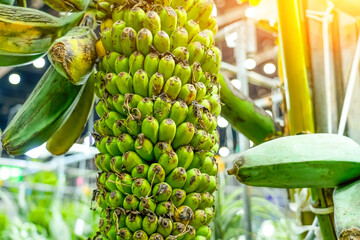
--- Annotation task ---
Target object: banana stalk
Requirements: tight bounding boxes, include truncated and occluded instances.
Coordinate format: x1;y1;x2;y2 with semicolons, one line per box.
277;0;336;238
218;73;278;144
334;180;360;239
46;72;95;155
1;66;83;155
42;0;90;12
48;26;97;85
0;4;84;55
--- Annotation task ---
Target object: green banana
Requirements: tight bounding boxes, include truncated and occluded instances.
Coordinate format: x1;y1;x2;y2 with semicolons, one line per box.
41;0;89;11
46;71;95;155
0;52;45;67
334;179;360;239
1;66;82;155
48;26;97;85
228;134;360;188
0;4;84;55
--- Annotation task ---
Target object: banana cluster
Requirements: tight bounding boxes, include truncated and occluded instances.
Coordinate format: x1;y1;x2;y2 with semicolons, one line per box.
91;0;221;239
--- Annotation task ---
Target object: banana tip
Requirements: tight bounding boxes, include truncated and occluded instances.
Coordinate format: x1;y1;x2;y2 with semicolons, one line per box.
227;168;236;175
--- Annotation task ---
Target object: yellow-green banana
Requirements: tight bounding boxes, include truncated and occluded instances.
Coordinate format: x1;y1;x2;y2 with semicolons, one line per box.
46;72;95;155
1;66;84;155
228;134;360;188
0;4;84;55
48;26;97;85
41;0;90;12
334;179;360;240
0;52;45;67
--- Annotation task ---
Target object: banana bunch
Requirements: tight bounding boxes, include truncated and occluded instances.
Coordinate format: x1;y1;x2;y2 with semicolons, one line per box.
227;134;360;188
91;0;221;239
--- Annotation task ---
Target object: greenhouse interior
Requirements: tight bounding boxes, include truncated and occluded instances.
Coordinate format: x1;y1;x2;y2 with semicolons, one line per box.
0;0;360;239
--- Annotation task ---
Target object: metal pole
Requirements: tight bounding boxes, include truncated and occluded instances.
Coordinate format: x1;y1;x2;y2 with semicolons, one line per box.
338;31;360;135
235;20;252;240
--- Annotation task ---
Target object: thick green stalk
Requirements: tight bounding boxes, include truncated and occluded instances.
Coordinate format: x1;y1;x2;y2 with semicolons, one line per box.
218;73;277;145
277;0;336;239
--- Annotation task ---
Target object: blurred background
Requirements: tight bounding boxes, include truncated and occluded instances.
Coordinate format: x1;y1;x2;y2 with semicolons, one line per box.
1;0;360;239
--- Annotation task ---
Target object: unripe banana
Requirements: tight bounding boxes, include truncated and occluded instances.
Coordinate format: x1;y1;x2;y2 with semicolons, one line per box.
125;115;141;136
116;72;134;94
132;163;150;179
154;31;171;53
172;47;190;61
148;163;166;185
117;133;135;154
126;213;143;232
101;28;115;52
163;76;182;100
105;73;120;95
133;230;149;240
157;217;173;237
106;172;119;191
158;151;179;175
105;136;122;156
158;55;176;80
176;145;194;169
190;31;210;48
112;20;127;54
183;192;201;211
169;100;189;126
133;69;149;97
126;7;146;32
115;55;130;74
195;82;206;102
123;151;145;172
183;168;202;193
201;48;217;74
175;6;187;26
142;116;159;145
132;178;152;197
136;28;153;56
173;122;195;149
143;11;162;35
188;43;205;65
121;27;137;57
170;27;188;50
118;227;133;240
159;118;177;143
108;190;125;208
174;61;192;84
155;201;174;216
129;51;145;76
195;173;211;193
135;133;155;161
137;98;154;120
153;182;173;202
200;15;217;35
160;6;178;36
184;20;200;42
139;197;157;213
149;233;164;240
154;142;173;160
142;214;158;235
173;206;194;225
154;94;172;123
178;84;197;105
113;94;127;116
171;0;193;10
170;189;187;207
145;53;161;77
110;156;123;173
149;72;165;97
165;167;187;188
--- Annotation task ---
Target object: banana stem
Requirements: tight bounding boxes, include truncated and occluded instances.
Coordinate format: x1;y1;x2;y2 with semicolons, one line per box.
218;73;279;145
277;0;336;239
17;0;26;7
